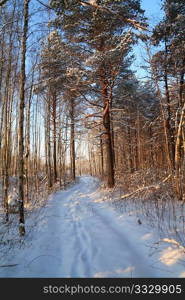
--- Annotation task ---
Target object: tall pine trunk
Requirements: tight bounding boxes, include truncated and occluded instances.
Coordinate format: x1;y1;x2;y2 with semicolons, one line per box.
101;78;114;188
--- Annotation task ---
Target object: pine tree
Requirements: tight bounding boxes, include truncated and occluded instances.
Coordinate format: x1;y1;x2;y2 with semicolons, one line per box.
152;0;185;199
50;0;146;187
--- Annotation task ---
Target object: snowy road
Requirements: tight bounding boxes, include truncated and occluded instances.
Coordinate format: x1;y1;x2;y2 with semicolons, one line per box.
0;176;185;278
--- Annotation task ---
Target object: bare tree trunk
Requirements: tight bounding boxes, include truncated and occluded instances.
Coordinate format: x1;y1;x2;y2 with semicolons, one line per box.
175;103;185;200
25;78;33;203
18;0;30;236
164;40;175;169
100;136;104;178
52;92;57;183
47;95;52;188
70;98;75;181
100;68;114;187
2;50;12;222
88;139;92;176
179;59;184;107
127;124;133;173
63;116;68;187
1;1;16;221
102;101;114;187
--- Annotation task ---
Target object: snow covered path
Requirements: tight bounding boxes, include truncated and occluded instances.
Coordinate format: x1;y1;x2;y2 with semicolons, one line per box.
0;176;185;278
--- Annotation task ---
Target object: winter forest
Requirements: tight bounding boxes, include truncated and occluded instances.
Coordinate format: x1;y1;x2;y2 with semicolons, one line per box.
0;0;185;279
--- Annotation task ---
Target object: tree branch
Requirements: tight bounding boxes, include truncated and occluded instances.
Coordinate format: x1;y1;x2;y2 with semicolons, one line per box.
36;0;53;10
0;0;9;7
121;175;172;199
78;0;147;31
78;90;103;108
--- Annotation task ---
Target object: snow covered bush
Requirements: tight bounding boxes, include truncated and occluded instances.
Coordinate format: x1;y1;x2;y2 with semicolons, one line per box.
7;188;19;213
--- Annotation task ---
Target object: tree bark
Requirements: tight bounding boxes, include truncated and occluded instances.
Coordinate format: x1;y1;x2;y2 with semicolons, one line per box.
70;98;75;181
101;78;114;187
52;92;57;183
18;0;30;236
175;103;185;200
164;40;175;169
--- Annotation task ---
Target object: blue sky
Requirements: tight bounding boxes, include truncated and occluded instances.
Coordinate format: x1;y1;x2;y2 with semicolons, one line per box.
131;0;164;80
141;0;163;20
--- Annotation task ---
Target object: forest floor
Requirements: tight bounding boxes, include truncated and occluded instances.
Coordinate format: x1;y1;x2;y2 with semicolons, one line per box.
0;176;185;278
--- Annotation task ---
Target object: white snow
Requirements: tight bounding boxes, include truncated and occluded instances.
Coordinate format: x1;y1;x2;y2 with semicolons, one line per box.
7;188;19;213
0;176;185;278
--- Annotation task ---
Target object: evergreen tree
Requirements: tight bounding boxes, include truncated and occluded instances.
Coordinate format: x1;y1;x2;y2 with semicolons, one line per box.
50;0;146;187
152;0;185;199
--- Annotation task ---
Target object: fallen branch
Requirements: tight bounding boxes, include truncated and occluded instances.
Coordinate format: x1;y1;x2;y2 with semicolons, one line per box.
121;174;172;199
154;238;185;250
0;264;18;267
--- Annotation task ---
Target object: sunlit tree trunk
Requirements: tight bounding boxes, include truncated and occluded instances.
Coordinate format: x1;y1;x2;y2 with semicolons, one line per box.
18;0;30;236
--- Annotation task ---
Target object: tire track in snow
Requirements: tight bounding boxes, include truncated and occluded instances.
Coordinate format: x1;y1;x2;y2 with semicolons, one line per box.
63;177;156;277
67;191;97;277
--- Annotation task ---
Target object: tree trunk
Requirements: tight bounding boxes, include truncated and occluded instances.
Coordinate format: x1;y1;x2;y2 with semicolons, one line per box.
47;95;52;188
101;81;114;187
164;40;175;169
18;0;30;236
52;92;57;183
25;80;32;203
175;103;185;200
98;38;114;187
100;136;104;178
70;98;75;181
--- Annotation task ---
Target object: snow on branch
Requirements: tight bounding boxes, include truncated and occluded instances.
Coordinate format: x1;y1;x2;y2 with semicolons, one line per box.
78;0;147;31
120;175;172;200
